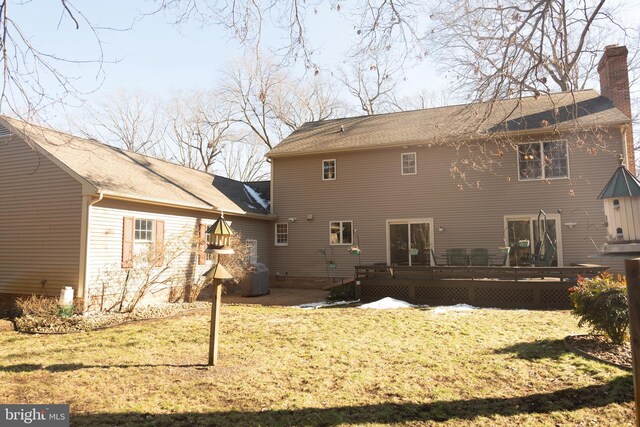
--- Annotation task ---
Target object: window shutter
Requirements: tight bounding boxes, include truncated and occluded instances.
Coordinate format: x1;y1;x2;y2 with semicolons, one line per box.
122;217;134;268
198;223;207;265
154;220;165;267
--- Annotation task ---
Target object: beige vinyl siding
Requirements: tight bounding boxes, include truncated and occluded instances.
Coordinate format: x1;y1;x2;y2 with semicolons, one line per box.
270;130;626;277
0;136;82;296
86;198;270;306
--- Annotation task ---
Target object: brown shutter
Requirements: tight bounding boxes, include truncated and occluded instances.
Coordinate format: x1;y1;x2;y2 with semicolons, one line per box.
198;223;207;265
154;220;165;267
122;217;134;268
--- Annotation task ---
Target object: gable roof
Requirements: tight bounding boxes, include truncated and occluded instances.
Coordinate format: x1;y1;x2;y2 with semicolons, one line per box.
1;116;271;217
269;90;630;158
598;162;640;199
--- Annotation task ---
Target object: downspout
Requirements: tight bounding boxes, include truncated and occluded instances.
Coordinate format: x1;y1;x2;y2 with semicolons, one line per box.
621;125;629;167
78;191;103;312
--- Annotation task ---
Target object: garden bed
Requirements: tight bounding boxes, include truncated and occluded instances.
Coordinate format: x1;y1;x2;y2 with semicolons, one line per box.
565;334;632;371
15;302;211;334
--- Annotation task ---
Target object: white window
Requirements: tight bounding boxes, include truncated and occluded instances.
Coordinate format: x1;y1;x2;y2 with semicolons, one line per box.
518;140;569;180
134;218;155;257
330;221;353;245
323;159;336;180
401;152;417;175
246;239;258;264
275;223;288;246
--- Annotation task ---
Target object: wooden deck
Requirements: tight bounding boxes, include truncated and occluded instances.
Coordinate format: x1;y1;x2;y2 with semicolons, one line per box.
355;264;609;309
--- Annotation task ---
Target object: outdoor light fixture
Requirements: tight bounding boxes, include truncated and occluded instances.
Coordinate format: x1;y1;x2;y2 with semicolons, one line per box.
438;226;445;232
206;215;235;255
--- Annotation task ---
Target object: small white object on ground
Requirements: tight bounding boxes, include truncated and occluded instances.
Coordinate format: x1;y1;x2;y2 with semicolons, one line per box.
359;297;416;309
431;303;478;314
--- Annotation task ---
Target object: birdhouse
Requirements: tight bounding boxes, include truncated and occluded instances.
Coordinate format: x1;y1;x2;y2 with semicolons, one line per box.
206;215;235;255
598;156;640;253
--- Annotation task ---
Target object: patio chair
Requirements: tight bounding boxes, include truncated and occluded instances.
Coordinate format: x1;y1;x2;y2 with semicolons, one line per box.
446;248;468;266
469;248;489;266
429;249;445;266
489;252;509;266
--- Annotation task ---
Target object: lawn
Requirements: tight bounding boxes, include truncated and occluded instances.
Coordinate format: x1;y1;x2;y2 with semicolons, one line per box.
0;304;634;426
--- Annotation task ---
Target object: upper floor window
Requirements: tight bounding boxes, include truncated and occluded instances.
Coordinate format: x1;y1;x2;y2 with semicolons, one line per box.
275;223;289;246
323;159;336;180
518;140;568;180
402;152;417;175
330;221;353;245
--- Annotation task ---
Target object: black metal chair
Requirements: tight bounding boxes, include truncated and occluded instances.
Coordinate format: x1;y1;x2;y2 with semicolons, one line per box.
469;248;489;266
446;248;468;266
429;249;445;266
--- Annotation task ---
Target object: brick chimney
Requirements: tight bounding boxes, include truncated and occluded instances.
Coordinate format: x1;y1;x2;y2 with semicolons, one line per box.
598;45;635;174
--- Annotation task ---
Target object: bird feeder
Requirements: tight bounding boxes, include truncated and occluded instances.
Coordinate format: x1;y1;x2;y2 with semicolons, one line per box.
206;215;235;255
598;155;640;254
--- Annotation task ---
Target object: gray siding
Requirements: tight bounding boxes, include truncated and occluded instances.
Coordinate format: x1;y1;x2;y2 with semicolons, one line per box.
86;198;270;307
0;136;83;296
270;130;626;279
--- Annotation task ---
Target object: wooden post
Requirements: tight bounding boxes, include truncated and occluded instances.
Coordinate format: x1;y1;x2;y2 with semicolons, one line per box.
625;258;640;427
208;279;223;366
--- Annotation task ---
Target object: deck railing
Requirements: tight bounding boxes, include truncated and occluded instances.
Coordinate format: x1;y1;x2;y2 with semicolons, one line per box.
354;264;609;309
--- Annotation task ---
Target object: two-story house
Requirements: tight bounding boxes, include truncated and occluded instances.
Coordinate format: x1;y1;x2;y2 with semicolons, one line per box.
267;45;635;287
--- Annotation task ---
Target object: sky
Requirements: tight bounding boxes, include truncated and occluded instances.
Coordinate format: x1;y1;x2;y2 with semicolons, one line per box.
9;0;640;128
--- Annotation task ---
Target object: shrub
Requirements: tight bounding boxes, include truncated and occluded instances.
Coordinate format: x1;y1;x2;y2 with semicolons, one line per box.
569;273;629;345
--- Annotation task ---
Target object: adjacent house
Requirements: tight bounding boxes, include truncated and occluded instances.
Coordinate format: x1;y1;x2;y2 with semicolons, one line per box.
267;45;635;286
0;117;273;311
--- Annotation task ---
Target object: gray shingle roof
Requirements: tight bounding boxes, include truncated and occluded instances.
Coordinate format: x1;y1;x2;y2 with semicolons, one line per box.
269;90;630;157
2;116;271;217
598;163;640;199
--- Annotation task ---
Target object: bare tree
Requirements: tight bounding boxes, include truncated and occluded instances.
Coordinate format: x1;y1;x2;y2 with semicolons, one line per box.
338;50;402;115
165;91;232;172
221;52;343;148
0;1;123;120
219;138;269;182
428;0;639;102
77;89;163;154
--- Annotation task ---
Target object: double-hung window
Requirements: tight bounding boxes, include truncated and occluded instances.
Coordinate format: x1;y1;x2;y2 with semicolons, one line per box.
275;223;288;246
330;221;353;245
323;159;336;180
401;152;417;175
134;219;155;254
518;140;569;180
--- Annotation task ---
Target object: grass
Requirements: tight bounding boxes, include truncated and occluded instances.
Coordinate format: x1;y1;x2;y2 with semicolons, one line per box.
0;305;634;426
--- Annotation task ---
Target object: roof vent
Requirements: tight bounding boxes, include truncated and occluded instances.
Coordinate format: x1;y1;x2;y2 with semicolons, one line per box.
0;123;10;138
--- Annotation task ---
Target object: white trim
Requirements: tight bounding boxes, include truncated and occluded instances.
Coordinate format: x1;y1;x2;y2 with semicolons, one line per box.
385;218;435;266
401;152;417;175
503;214;563;266
322;159;336;181
517;139;570;181
275;223;289;246
329;220;353;245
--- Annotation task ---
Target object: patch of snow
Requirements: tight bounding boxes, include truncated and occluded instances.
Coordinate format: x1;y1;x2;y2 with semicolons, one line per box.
431;303;479;314
294;300;359;309
359;297;416;309
244;184;269;210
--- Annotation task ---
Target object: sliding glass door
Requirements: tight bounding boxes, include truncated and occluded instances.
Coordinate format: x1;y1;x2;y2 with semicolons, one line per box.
505;214;562;266
387;219;433;266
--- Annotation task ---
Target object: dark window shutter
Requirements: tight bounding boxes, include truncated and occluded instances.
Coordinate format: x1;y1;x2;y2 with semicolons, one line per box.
154;220;165;267
122;217;135;268
198;223;207;265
